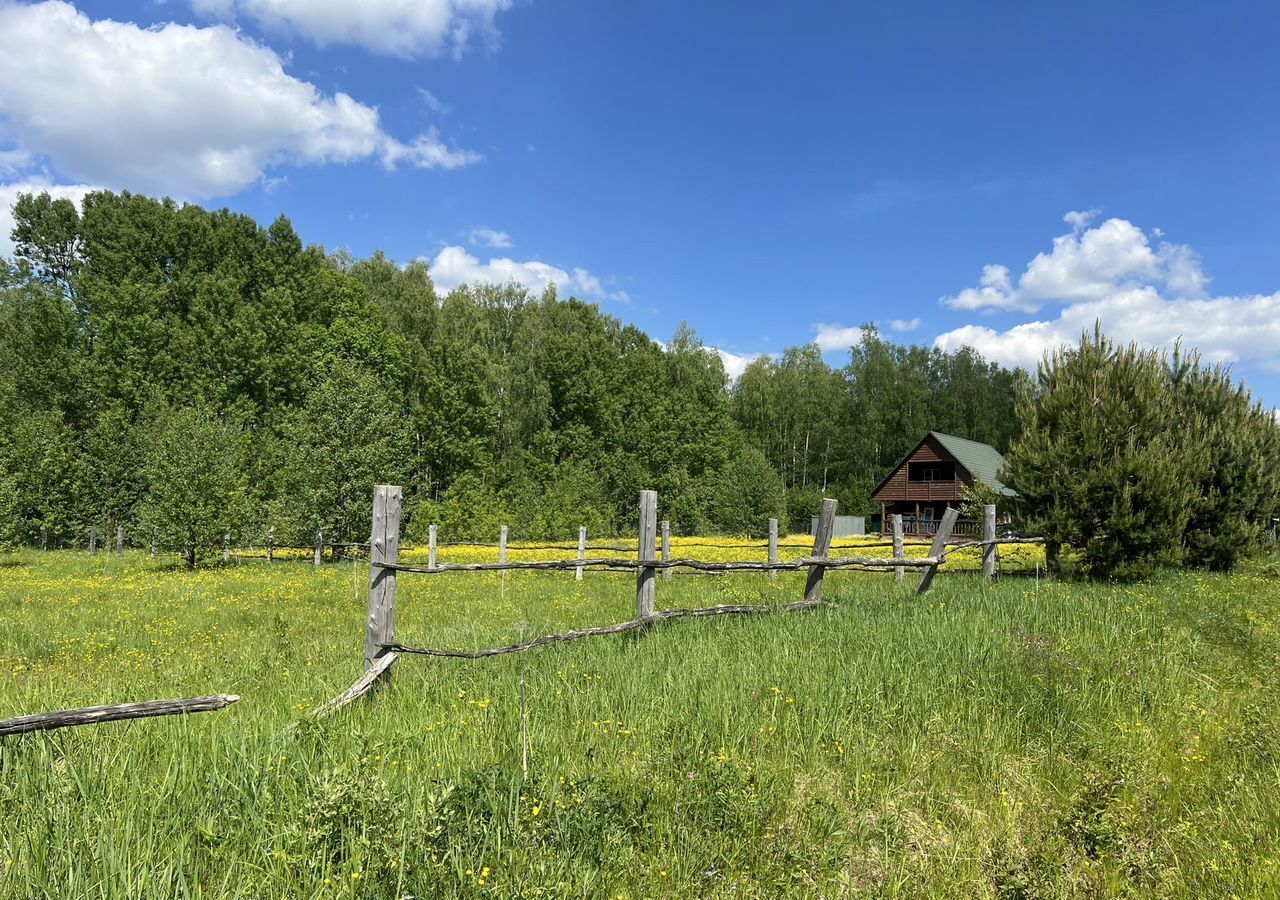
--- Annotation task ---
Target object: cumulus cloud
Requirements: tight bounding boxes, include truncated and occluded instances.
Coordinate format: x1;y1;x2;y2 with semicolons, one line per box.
428;245;630;303
812;323;868;352
190;0;512;59
888;317;922;333
712;348;770;381
468;227;513;248
0;177;100;259
0;2;480;198
935;214;1280;372
943;214;1207;313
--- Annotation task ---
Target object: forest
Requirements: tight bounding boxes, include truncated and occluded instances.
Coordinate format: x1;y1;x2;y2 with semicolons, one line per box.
0;190;1018;550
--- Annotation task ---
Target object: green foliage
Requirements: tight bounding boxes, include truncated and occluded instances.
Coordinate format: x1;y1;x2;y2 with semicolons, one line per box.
1170;350;1280;571
271;359;410;544
0;409;86;547
1005;327;1279;579
706;444;786;536
137;405;249;566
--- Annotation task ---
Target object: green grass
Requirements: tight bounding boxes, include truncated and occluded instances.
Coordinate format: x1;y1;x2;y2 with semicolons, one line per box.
2;548;1279;898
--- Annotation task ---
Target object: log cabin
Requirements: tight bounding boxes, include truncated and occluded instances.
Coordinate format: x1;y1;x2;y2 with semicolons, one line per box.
871;431;1016;535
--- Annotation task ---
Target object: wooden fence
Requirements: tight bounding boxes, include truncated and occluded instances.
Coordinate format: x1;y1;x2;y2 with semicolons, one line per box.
353;487;1035;679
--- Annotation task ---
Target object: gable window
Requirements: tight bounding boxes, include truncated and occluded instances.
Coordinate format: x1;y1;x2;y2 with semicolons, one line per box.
907;461;955;482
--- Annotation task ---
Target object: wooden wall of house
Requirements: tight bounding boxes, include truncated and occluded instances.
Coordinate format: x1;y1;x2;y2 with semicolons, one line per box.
872;434;975;503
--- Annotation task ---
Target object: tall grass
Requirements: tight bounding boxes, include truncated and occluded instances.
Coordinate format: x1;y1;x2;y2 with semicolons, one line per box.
1;545;1278;897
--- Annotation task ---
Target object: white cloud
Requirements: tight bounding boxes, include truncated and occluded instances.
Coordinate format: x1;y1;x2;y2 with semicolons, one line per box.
0;1;480;198
417;88;451;116
428;245;630;303
943;215;1207;313
888;317;922;333
935;214;1280;372
468;226;512;248
813;323;869;352
0;177;99;259
712;348;769;381
191;0;512;59
1062;208;1101;232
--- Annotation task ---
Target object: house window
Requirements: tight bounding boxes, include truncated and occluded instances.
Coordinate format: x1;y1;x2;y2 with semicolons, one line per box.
907;461;955;482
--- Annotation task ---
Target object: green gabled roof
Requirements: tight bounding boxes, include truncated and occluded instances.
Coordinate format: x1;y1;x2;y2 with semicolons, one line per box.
929;431;1017;497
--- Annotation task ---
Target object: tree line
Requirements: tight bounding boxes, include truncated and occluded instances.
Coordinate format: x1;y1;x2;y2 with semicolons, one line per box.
2;190;1276;574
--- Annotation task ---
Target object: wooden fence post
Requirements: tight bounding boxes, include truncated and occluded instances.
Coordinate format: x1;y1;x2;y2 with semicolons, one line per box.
428;524;438;570
223;530;230;563
982;504;997;580
365;485;402;671
499;525;508;564
916;507;960;595
267;526;275;563
89;526;97;555
576;525;586;581
116;525;123;557
661;520;671;580
805;499;837;602
150;529;157;559
892;514;904;581
636;491;658;618
768;518;778;583
315;528;324;567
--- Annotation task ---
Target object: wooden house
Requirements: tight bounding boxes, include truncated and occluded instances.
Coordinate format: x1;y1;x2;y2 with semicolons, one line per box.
871;432;1016;535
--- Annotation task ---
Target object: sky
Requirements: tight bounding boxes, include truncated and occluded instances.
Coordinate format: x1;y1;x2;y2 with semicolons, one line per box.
2;0;1279;406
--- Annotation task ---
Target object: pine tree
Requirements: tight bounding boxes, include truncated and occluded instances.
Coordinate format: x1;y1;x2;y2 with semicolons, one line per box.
1005;327;1203;579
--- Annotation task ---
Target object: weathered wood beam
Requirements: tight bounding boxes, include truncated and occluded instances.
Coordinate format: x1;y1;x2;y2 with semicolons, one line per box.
0;695;239;737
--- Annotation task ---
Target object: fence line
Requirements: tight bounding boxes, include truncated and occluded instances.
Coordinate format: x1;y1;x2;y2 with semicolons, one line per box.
305;486;1042;720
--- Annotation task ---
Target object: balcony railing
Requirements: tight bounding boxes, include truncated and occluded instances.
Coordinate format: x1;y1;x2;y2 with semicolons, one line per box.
900;516;981;537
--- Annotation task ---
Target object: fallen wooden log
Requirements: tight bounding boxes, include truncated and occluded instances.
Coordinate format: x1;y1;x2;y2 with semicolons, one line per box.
0;694;240;737
386;598;832;661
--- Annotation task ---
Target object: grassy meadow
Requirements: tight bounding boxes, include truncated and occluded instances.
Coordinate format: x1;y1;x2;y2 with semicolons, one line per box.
2;538;1280;898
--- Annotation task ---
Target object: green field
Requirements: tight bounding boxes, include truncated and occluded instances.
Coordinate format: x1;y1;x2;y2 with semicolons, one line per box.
2;545;1279;898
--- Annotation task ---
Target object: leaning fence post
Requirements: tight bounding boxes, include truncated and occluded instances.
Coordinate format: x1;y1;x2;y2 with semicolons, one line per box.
89;526;97;555
661;520;671;580
428;524;438;570
576;525;586;581
982;504;997;580
916;507;960;595
366;485;402;671
116;525;124;557
267;526;275;563
636;491;658;618
315;528;324;567
499;525;508;564
892;514;904;581
805;499;837;602
768;518;778;583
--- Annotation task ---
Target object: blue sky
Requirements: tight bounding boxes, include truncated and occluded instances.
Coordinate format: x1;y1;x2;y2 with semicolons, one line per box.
2;0;1279;405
